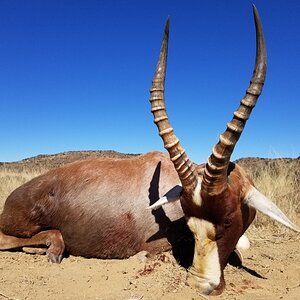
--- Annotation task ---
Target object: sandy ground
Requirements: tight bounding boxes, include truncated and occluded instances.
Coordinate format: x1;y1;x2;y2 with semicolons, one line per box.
0;229;299;300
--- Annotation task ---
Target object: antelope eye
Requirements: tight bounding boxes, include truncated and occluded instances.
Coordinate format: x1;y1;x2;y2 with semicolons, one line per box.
215;232;223;240
223;217;233;228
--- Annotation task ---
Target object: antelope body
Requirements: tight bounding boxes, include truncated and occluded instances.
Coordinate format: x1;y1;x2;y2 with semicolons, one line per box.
1;152;193;260
0;5;298;295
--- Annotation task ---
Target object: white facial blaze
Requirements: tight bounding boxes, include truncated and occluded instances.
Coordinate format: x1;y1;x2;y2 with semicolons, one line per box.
187;217;221;291
192;180;202;207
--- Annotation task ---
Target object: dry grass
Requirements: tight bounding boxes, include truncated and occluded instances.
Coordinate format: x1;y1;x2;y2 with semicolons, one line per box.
242;159;300;238
0;166;46;208
0;155;299;238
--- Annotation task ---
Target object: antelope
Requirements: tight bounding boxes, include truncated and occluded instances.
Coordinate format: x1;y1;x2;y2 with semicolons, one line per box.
0;5;298;295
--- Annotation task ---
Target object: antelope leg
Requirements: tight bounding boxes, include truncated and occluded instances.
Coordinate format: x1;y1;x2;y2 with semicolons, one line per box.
0;229;65;263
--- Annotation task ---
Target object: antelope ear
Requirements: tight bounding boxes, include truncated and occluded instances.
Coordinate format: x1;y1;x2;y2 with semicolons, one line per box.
244;186;300;232
147;185;182;210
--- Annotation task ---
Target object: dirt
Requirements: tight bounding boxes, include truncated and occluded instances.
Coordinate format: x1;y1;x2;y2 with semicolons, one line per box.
0;152;299;299
0;230;299;300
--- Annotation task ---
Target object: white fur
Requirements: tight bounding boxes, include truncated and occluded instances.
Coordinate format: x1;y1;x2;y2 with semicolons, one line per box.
192;180;202;207
187;217;221;291
236;234;250;251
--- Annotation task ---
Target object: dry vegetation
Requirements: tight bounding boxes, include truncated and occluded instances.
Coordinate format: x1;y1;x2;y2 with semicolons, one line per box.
0;151;299;300
0;167;46;205
236;157;300;237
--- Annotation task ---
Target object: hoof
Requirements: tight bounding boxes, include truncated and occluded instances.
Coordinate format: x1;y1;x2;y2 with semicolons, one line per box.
47;250;63;263
46;230;65;263
134;250;150;263
228;248;243;267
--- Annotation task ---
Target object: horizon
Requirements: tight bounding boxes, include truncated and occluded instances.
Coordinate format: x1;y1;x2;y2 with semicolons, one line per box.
1;149;299;164
1;1;299;163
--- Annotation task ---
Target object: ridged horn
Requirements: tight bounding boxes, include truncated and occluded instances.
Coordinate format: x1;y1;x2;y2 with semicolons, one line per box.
150;18;198;193
202;5;267;195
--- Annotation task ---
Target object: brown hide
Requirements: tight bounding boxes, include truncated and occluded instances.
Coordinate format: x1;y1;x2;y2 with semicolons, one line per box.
0;152;193;262
215;165;256;269
178;163;257;294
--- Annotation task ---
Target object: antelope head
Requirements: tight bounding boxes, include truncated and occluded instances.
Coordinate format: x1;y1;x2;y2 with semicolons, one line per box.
150;5;299;295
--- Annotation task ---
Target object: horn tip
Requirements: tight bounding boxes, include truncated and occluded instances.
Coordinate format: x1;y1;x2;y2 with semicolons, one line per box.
165;17;170;34
252;4;259;14
252;4;260;22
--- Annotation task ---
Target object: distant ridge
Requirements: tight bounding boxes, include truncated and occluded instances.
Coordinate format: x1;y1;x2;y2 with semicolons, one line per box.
0;150;298;173
0;150;139;170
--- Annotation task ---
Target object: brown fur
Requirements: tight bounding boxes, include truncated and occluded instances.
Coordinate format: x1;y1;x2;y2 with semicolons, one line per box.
178;163;257;294
0;152;194;262
0;152;255;277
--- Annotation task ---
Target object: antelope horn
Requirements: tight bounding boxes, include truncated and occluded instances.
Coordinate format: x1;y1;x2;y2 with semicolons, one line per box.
202;5;267;195
150;18;198;193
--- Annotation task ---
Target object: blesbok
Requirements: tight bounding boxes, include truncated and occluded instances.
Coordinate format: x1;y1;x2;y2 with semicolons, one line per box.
0;5;298;295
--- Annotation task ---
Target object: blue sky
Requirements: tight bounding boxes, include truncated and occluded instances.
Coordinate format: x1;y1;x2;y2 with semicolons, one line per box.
0;0;299;163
